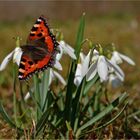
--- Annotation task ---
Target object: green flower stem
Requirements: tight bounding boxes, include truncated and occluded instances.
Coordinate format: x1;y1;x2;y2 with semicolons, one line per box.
73;79;86;133
64;13;85;122
33;74;42;121
13;37;20;128
13;63;18;129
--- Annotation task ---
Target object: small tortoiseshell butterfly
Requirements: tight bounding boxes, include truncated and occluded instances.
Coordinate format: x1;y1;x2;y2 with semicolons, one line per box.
18;16;59;80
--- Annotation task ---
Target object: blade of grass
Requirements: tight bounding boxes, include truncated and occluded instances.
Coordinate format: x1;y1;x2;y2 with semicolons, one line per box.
0;101;23;133
76;92;128;137
65;13;85;122
79;102;128;138
127;110;140;119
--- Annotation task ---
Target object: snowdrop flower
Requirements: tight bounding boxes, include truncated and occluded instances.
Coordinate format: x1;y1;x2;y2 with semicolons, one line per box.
0;47;23;71
54;40;77;71
54;60;63;71
86;54;124;83
54;40;76;85
111;51;135;66
57;40;77;60
74;51;91;86
49;69;66;86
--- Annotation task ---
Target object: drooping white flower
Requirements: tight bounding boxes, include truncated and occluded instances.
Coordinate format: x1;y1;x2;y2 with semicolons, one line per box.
54;40;77;71
111;51;135;66
0;47;23;71
74;64;83;86
57;40;77;60
54;60;62;71
49;69;66;86
86;55;125;83
107;60;124;82
54;40;76;85
74;51;91;86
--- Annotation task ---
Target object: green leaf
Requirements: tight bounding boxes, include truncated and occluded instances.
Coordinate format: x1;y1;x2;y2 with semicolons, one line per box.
35;106;53;136
83;74;99;96
79;102;128;138
0;101;23;133
75;12;86;58
33;74;42;121
42;90;55;112
72;79;85;132
41;70;50;111
64;13;85;121
76;92;128;137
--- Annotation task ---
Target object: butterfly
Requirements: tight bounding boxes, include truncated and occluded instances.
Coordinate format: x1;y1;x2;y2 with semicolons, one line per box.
18;16;59;80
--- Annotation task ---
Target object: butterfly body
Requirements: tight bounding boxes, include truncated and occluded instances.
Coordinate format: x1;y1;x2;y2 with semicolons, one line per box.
18;16;59;80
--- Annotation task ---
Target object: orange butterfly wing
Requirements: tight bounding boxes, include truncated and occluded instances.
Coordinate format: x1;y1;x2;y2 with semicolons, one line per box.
18;16;58;80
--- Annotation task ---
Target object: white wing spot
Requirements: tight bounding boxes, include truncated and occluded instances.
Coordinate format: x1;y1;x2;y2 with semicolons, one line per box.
37;19;42;22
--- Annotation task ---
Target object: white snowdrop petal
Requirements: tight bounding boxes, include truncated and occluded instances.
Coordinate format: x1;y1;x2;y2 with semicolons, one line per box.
75;64;82;77
107;59;125;78
59;41;76;59
111;51;123;64
13;47;23;66
53;70;66;86
97;56;108;82
93;49;99;55
92;50;99;62
65;43;75;52
0;50;14;71
119;53;135;66
56;45;63;61
74;64;82;86
63;45;76;59
114;70;124;82
92;55;99;63
54;60;63;71
49;69;54;86
59;40;74;53
59;40;65;48
81;50;91;77
86;61;97;81
80;52;86;63
74;76;82;87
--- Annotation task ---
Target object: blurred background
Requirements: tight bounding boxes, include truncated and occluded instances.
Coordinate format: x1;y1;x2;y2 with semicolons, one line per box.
0;1;140;137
